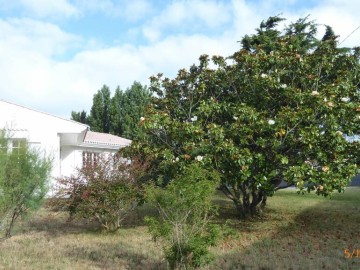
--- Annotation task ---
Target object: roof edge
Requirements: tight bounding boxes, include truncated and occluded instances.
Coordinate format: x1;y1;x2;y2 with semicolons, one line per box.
0;99;90;129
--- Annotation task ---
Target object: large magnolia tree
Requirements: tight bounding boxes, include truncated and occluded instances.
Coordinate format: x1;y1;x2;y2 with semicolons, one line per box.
125;17;359;217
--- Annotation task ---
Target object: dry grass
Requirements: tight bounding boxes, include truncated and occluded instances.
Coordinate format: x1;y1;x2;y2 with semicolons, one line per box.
0;208;166;270
0;187;359;270
207;187;360;270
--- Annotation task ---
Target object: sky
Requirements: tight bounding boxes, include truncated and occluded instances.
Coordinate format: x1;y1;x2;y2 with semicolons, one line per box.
0;0;359;119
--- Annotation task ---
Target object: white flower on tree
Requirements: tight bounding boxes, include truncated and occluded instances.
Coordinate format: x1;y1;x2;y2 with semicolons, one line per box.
195;155;203;162
336;131;343;136
268;119;275;125
311;91;319;96
190;116;198;122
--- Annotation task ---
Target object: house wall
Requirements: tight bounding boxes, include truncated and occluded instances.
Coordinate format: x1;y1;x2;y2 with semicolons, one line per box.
1;100;130;194
0;100;88;183
60;146;81;177
60;145;119;177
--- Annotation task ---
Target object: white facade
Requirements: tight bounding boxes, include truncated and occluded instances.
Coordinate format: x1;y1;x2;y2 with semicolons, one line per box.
0;100;131;187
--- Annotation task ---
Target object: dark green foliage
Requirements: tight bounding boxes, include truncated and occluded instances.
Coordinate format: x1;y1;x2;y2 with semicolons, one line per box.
322;25;336;42
145;164;220;269
109;87;123;136
110;82;151;139
284;16;318;53
125;16;359;218
241;15;285;52
242;15;319;54
89;85;111;133
0;132;52;239
71;110;89;125
71;82;150;139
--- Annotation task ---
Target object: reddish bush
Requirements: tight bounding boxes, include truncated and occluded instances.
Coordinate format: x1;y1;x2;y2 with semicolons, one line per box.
52;154;147;231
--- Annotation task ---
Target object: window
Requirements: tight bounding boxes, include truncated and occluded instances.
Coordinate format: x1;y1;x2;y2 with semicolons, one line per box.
1;139;27;155
82;152;99;166
11;139;26;153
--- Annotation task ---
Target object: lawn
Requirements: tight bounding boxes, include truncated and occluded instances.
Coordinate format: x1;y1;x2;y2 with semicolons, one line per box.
0;187;359;270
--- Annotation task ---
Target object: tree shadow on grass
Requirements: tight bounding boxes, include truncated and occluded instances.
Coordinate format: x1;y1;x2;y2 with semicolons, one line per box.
208;188;360;270
16;209;99;237
10;205;166;269
212;197;285;232
17;202;160;238
64;241;166;270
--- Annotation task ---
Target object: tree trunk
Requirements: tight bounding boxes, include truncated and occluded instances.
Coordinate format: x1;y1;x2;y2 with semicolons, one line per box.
240;183;250;214
236;189;265;217
220;184;266;218
233;198;246;219
260;194;267;208
248;188;262;215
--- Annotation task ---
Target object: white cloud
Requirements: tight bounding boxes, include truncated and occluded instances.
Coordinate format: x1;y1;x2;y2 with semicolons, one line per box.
74;0;119;17
20;0;79;18
301;1;360;47
0;18;82;116
138;34;238;76
74;0;153;20
124;0;154;21
0;18;81;56
74;0;114;12
0;0;359;119
142;0;231;42
0;17;238;118
230;0;263;37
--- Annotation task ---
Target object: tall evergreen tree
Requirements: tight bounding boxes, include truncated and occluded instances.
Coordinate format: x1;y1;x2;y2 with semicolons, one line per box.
110;86;124;136
110;81;150;139
284;16;318;53
241;15;285;52
122;82;151;139
241;15;319;54
89;85;111;133
71;110;89;125
70;82;150;138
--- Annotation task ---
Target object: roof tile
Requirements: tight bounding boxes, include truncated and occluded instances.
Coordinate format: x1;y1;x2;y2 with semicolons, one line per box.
84;131;131;146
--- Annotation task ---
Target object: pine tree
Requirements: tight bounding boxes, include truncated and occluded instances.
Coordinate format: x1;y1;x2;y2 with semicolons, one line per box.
89;85;111;133
71;110;89;125
110;86;124;136
122;82;150;139
71;82;150;138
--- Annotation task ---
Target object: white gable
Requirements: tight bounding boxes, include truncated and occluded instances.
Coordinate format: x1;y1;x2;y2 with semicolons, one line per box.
0;99;88;136
0;99;131;190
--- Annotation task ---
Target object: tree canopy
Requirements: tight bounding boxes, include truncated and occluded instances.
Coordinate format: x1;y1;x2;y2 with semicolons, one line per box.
110;82;151;139
71;110;89;125
89;85;112;133
71;81;150;140
123;16;360;217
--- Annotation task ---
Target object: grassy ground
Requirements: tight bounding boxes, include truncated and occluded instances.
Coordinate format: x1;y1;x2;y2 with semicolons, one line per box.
0;187;359;270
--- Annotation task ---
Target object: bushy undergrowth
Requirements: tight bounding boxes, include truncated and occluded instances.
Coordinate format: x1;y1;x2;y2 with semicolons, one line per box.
145;164;220;269
51;155;147;232
0;132;51;239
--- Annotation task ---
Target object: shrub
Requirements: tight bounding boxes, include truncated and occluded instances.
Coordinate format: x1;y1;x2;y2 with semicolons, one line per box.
52;154;146;232
145;163;220;269
0;131;52;239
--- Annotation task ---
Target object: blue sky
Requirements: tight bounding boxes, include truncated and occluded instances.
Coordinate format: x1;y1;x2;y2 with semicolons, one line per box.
0;0;359;118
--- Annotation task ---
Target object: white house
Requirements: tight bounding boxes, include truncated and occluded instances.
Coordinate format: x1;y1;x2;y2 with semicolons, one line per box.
0;99;131;186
